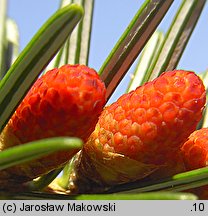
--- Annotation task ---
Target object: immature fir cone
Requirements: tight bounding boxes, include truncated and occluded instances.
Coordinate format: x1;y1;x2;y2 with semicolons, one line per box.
69;70;206;193
0;64;106;187
181;128;208;170
180;128;208;199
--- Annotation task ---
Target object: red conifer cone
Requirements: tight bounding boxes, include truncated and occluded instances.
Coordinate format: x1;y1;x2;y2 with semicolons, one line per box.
181;128;208;170
180;128;208;199
70;70;206;193
0;64;106;184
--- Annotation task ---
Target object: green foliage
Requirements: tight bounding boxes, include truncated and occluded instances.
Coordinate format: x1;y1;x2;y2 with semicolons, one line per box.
0;0;207;199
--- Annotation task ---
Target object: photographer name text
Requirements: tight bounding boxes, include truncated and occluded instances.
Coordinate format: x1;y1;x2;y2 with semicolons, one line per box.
2;202;116;213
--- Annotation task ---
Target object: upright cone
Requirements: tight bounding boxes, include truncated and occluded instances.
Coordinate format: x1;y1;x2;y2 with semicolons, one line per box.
69;70;206;193
180;128;208;199
0;64;106;186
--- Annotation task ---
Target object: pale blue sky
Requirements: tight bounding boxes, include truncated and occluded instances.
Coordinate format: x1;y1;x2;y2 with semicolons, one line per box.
7;0;208;102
